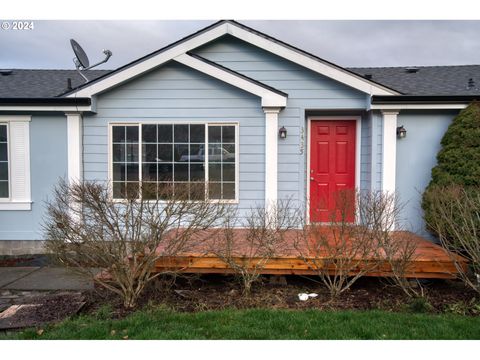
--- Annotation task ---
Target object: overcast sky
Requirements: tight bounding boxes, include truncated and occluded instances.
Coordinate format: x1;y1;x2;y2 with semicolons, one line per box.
2;20;480;69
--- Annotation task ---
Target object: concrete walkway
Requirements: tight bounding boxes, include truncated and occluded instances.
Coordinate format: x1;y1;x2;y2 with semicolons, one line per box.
0;267;93;291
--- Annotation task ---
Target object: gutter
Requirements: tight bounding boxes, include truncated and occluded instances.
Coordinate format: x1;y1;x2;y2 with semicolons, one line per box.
0;97;91;106
372;95;480;104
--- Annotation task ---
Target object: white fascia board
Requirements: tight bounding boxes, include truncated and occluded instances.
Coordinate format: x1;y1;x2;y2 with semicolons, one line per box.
226;23;399;96
0;105;92;112
371;103;468;110
68;23;230;98
174;54;287;107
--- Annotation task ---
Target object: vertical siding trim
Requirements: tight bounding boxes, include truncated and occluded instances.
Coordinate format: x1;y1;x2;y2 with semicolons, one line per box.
264;107;280;212
381;110;398;194
66;113;83;183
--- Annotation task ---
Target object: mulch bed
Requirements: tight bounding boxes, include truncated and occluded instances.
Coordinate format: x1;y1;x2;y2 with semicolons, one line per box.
81;275;480;319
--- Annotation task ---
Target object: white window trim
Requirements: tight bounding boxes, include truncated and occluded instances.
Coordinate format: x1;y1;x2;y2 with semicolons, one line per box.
0;115;32;211
306;116;361;224
107;121;239;204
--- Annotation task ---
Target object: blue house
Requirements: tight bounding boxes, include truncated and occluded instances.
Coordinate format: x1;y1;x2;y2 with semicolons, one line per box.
0;20;477;255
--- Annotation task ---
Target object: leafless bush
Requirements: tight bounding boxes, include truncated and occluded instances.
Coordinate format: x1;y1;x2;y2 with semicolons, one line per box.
296;190;422;299
43;180;229;308
212;198;301;296
425;185;480;293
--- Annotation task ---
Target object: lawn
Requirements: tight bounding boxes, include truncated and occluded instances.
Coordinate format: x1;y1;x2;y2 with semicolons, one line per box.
2;308;480;340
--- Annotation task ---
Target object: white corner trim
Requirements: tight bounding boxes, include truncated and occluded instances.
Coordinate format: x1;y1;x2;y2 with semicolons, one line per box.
0;201;32;211
66;113;83;183
381;110;398;195
66;21;398;98
264;107;281;213
174;54;287;107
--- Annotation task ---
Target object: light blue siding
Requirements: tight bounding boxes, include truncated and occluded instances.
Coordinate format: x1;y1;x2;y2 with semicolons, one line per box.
0;115;67;240
395;110;458;236
83;62;266;218
194;36;369;205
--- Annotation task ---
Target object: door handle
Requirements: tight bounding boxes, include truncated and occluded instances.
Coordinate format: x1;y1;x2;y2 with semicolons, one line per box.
310;177;315;181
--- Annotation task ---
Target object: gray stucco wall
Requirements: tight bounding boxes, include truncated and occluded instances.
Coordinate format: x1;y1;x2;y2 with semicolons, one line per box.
0;115;67;241
395;110;458;236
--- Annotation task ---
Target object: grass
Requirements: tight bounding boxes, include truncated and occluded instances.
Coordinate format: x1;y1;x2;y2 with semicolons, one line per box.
2;307;480;340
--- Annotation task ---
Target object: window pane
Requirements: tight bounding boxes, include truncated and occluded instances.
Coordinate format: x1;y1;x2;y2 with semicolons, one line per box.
112;126;125;143
142;182;157;200
222;144;235;162
0;143;7;161
190;124;205;142
209;163;221;181
157;144;173;162
125;182;139;199
174;163;189;181
190;182;205;200
142;124;157;143
223;183;235;200
126;126;139;143
126;144;139;162
112;144;125;162
208;182;221;199
222;126;235;143
0;125;6;142
112;182;124;199
158;125;172;143
158;163;173;181
190;164;205;181
174;125;188;142
208;144;223;162
174;144;189;162
112;163;125;181
158;182;173;200
126;164;139;181
208;126;221;143
174;183;190;200
0;162;8;180
189;144;204;162
223;164;235;182
0;182;7;198
142;144;157;162
142;163;157;181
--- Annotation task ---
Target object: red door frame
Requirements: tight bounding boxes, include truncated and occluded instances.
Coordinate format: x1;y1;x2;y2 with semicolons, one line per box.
308;119;357;223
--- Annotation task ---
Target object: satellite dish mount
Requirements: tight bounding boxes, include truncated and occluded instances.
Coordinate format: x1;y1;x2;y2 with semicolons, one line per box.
70;39;112;82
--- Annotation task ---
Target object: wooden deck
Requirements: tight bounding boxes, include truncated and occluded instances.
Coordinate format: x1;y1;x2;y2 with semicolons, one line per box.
154;228;467;279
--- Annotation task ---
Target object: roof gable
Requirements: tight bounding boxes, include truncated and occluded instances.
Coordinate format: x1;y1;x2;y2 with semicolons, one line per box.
65;20;399;98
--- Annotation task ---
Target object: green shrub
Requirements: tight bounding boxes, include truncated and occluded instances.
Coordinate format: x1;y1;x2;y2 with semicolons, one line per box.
422;102;480;236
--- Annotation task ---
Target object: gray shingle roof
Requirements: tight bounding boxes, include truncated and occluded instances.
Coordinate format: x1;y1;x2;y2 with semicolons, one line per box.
3;64;480;98
0;69;110;98
348;65;480;96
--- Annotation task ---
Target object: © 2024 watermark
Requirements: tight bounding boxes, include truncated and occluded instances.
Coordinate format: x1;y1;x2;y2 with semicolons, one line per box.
1;20;34;30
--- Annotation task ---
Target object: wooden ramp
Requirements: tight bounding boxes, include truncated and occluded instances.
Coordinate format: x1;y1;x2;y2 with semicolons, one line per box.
154;228;467;279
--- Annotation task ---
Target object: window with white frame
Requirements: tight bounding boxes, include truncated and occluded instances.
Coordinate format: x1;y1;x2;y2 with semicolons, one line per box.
0;124;8;198
111;123;237;201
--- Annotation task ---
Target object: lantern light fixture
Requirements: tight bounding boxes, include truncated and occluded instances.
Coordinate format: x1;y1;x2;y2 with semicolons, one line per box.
396;125;407;139
279;126;287;139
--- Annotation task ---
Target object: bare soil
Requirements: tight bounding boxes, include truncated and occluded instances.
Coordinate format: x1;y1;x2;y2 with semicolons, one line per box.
82;275;480;318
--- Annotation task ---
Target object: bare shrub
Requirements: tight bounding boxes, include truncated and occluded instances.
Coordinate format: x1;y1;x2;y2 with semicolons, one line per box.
212;198;301;296
43;180;229;308
425;185;480;293
359;191;425;298
295;190;423;299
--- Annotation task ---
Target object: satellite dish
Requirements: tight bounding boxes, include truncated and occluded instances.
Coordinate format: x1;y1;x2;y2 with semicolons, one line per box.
70;39;90;69
70;38;112;83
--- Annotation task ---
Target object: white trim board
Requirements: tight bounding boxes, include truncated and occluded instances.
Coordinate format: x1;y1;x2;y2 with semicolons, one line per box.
67;21;398;99
306;116;362;224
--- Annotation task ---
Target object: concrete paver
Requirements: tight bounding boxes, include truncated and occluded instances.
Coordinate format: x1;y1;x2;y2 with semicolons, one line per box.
0;267;40;288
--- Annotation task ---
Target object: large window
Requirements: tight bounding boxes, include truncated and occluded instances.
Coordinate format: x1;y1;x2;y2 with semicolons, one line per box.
111;123;237;201
0;124;8;199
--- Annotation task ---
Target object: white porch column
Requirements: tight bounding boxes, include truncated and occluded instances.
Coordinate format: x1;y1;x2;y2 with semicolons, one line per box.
381;110;399;195
66;113;83;184
263;107;281;213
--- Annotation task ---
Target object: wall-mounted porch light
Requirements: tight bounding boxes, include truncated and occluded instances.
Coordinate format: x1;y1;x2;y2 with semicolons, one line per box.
279;126;287;139
396;125;407;139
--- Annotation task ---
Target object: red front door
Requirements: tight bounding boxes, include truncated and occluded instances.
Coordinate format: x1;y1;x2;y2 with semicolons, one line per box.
309;120;356;223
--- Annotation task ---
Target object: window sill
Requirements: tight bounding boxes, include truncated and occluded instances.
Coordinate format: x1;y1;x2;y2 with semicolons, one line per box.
0;201;32;211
